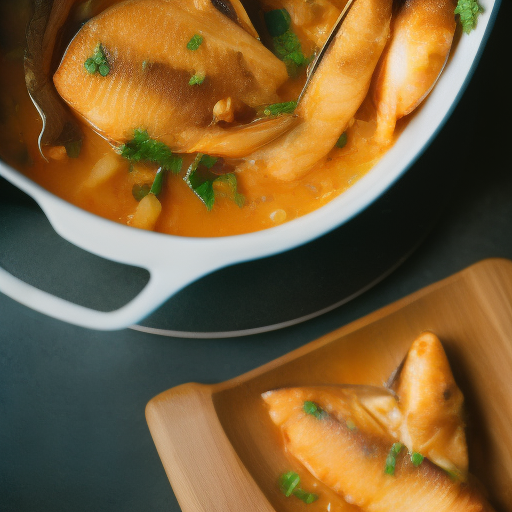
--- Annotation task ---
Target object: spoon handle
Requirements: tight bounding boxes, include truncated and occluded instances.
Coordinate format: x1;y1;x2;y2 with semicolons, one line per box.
24;0;83;157
298;0;357;104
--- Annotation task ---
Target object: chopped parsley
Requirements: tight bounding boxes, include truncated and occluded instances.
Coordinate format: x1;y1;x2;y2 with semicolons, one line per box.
213;173;245;208
411;452;424;467
264;9;291;37
120;129;183;173
264;8;309;77
189;73;206;85
303;401;327;420
184;153;245;210
84;44;110;76
455;0;484;33
336;132;348;149
279;472;319;504
262;100;297;117
384;442;403;475
187;34;204;51
272;30;309;77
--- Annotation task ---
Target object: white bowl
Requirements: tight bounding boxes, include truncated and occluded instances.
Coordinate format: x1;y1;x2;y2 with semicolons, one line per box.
0;0;499;330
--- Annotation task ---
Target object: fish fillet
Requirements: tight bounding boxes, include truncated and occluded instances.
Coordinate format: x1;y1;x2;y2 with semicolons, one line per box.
393;332;468;480
54;0;289;153
372;0;457;144
263;386;493;512
241;0;392;181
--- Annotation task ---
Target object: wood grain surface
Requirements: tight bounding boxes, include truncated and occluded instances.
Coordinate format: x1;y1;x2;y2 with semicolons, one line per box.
146;258;512;512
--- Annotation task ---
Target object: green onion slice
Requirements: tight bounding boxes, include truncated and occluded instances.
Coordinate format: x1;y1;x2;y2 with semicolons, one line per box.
303;401;326;420
384;442;403;475
187;34;204;50
411;452;424;467
279;471;301;497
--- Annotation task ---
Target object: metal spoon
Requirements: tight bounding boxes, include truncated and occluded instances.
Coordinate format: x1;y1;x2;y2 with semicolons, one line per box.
24;0;84;159
297;0;356;104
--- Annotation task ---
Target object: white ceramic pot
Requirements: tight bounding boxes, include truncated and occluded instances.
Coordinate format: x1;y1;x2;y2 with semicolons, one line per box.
0;0;499;330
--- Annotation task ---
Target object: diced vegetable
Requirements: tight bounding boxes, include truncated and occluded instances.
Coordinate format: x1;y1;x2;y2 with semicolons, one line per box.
130;193;162;230
84;152;123;188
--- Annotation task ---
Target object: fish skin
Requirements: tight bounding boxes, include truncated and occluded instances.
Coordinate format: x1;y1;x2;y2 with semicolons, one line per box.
241;0;393;181
372;0;457;144
53;0;288;152
263;387;494;512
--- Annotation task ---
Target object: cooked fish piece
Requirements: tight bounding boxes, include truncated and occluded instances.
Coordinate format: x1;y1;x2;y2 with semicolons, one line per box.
241;0;392;181
372;0;457;144
54;0;289;154
263;386;494;512
393;331;468;480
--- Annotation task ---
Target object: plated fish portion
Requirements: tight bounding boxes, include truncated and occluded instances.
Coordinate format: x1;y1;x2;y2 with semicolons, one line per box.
263;333;495;511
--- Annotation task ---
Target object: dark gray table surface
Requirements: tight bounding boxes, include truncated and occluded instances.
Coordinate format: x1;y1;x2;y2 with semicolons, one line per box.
1;2;510;511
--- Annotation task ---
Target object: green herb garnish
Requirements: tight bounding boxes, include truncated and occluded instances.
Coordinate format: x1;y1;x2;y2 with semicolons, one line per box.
184;153;245;210
279;471;301;497
187;34;204;51
150;167;166;196
262;100;297;117
385;442;403;475
264;9;292;37
214;173;245;208
455;0;484;33
335;132;348;149
303;401;326;420
120;129;183;173
64;139;83;159
279;472;319;504
272;30;309;77
132;183;151;202
293;488;319;504
411;452;424;467
189;73;206;85
84;44;110;76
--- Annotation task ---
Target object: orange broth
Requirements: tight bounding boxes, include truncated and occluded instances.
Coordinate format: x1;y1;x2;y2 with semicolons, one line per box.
0;1;388;238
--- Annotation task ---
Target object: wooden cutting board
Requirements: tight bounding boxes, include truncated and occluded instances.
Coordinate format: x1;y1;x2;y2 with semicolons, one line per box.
146;258;512;512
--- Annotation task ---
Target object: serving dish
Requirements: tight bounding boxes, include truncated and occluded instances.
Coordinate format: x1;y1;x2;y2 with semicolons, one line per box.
146;258;512;512
0;0;500;331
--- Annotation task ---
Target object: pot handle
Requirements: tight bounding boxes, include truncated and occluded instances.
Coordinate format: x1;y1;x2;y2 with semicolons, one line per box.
0;261;209;330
